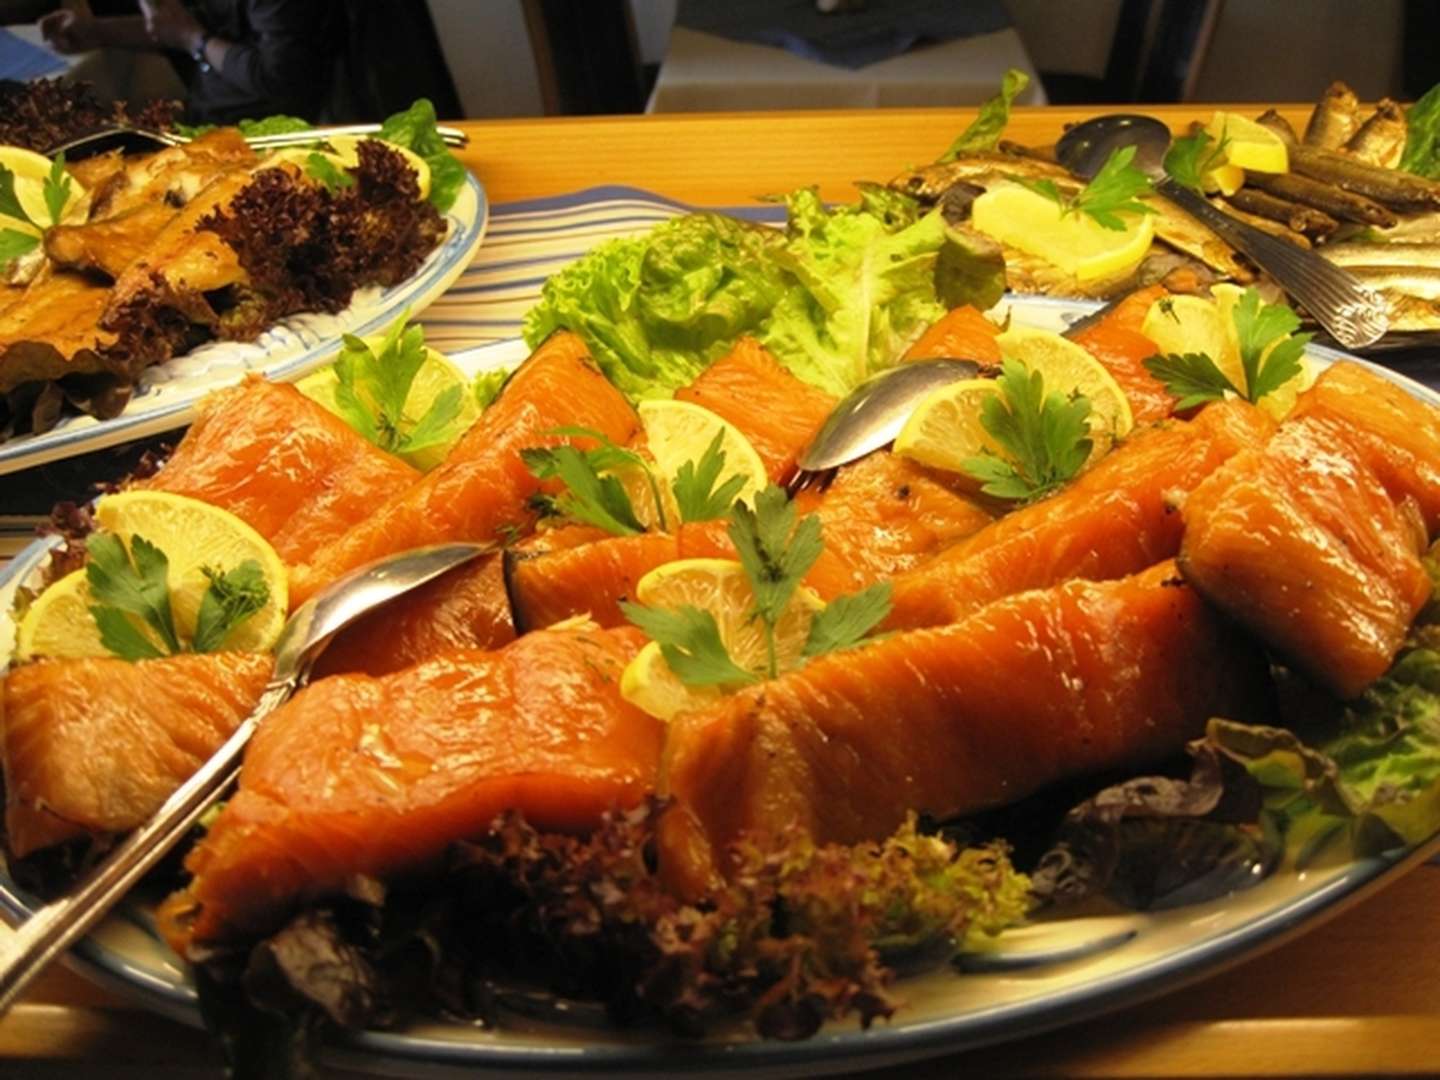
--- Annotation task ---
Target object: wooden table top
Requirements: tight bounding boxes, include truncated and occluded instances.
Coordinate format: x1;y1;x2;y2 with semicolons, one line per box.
4;104;1438;1079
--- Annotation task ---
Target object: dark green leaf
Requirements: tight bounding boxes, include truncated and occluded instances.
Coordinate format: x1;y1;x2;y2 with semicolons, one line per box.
1143;351;1243;411
86;532;180;655
961;359;1093;503
378;98;465;212
620;601;760;687
1071;145;1156;231
43;153;71;226
1009;175;1066;209
192;560;271;653
803;583;891;657
728;485;823;628
0;165;34;227
90;606;166;661
524;445;645;536
1163;128;1230;193
304;152;354;193
1401;82;1440;178
0;227;39;270
672;429;746;523
1231;287;1308;403
940;68;1030;160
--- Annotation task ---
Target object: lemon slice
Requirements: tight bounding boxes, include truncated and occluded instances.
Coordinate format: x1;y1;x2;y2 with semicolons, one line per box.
637;400;768;507
893;379;1004;475
0;145;89;234
1141;292;1247;396
971;181;1155;283
296;344;479;470
1210;283;1311;419
1206;112;1288;174
17;493;288;660
619;558;823;721
995;325;1135;443
1201;162;1245;196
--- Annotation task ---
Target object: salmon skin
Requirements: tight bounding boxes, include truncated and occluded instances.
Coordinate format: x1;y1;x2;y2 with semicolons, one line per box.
675;337;836;482
141;377;419;576
311;555;515;678
289;332;639;604
161;625;663;949
2;652;273;858
885;398;1276;630
1180;363;1437;699
659;561;1273;897
505;452;994;631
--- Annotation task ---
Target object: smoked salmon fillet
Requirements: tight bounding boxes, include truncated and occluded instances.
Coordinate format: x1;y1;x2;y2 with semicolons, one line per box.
659;561;1273;897
161;626;663;948
884;398;1276;630
1069;286;1176;424
311;555;515;678
902;305;1002;365
289;332;639;603
1180;364;1438;699
140;377;419;574
675;337;836;482
2;652;273;858
505;452;994;631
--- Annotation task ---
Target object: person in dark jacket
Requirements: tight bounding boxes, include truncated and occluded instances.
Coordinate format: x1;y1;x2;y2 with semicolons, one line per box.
41;0;338;123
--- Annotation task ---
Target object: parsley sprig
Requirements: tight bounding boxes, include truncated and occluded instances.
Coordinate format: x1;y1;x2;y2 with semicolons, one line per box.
0;153;72;272
332;314;465;458
85;532;270;661
962;359;1093;503
1143;288;1311;410
1163;127;1231;194
305;152;355;192
621;485;893;689
673;430;748;524
1013;145;1156;231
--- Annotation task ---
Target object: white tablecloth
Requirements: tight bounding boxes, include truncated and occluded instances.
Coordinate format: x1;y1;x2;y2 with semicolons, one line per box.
648;26;1047;112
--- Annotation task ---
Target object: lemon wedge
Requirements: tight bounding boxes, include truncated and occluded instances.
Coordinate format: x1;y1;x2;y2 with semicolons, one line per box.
1201;162;1245;196
264;136;431;199
296;343;478;471
971;180;1155;283
1206;112;1288;174
619;558;823;721
17;492;288;661
0;145;89;234
892;379;1004;476
637;398;768;506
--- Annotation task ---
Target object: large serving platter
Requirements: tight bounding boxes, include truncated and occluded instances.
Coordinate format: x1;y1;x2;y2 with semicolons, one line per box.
1;294;1438;1077
0;172;489;479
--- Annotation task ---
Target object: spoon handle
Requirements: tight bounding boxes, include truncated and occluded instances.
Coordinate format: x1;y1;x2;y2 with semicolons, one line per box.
1156;179;1389;349
0;679;292;1015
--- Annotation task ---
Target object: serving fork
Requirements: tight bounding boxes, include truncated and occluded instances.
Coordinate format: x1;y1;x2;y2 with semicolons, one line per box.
46;121;469;159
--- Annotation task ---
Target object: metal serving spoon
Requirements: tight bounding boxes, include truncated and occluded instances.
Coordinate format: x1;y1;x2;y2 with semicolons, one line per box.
788;358;982;491
46;121;469;159
1055;113;1389;349
0;540;493;1015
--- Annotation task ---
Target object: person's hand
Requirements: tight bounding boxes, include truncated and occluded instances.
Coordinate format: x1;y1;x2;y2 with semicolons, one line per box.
138;0;206;54
39;10;100;54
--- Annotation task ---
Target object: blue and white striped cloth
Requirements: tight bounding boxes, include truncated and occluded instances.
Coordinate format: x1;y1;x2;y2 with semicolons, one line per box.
416;185;786;355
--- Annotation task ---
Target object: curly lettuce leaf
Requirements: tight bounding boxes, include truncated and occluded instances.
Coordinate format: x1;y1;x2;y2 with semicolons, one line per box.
939;68;1030;162
523;213;788;399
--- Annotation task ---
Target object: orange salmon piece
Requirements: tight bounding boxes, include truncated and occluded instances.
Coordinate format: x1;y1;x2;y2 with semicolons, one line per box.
504;453;993;630
312;555;515;678
885;399;1276;630
162;626;662;948
1291;363;1440;533
659;562;1272;896
1181;366;1437;699
902;305;1002;364
3;652;273;857
1069;286;1174;424
289;332;638;603
140;377;419;572
675;337;836;482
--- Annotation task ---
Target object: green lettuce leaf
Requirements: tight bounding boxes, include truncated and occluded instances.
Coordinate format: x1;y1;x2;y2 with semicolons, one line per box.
939;68;1030;161
522;212;788;399
1401;81;1440;178
378;98;466;212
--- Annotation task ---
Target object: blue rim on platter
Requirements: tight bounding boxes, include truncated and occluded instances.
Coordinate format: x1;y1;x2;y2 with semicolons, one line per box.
0;172;489;479
2;294;1438;1078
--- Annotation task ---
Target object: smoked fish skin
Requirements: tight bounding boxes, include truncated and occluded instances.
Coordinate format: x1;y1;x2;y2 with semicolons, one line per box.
884;399;1276;630
289;332;639;604
140;377;419;574
1180;365;1436;700
659;561;1272;897
2;652;273;857
162;626;662;949
674;336;836;482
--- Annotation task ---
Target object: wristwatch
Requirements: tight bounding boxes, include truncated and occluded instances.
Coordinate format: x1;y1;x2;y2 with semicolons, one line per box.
191;32;211;73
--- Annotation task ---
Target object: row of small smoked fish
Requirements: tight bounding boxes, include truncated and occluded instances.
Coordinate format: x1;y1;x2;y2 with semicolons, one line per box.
4;293;1440;951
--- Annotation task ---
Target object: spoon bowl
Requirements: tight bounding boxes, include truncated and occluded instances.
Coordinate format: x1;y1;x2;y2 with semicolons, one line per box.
1056;114;1171;181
